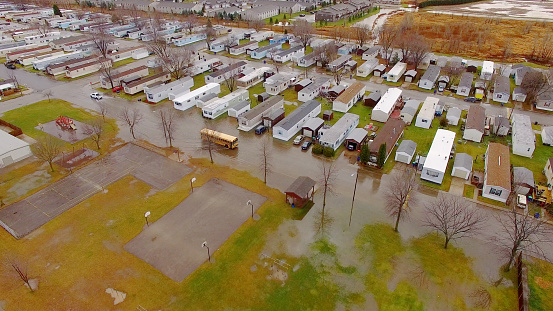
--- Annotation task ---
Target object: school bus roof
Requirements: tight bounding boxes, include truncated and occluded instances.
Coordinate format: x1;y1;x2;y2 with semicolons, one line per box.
200;128;238;141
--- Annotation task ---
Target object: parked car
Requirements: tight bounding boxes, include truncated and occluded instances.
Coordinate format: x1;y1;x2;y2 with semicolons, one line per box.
90;92;103;100
112;86;123;92
310;11;315;14
299;14;306;17
255;125;267;135
293;135;304;145
301;140;312;150
464;97;477;103
4;61;16;69
438;85;445;92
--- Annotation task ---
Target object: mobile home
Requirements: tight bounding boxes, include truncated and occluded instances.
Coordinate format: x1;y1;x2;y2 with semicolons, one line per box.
173;83;221;111
202;89;249;119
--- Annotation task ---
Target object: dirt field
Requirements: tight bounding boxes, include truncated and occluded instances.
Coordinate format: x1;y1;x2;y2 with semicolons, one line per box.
388;12;553;63
0;144;191;238
125;178;267;282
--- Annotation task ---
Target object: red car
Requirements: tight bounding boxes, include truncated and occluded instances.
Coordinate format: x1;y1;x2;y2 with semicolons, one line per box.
112;86;123;92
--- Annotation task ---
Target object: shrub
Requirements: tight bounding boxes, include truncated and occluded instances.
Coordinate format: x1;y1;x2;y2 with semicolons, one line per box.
439;116;449;127
323;146;335;157
312;144;323;154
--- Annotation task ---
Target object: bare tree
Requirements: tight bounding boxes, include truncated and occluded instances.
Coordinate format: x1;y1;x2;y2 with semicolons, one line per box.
99;61;117;89
314;43;338;69
204;19;216;50
292;20;314;49
268;53;283;74
384;167;418;232
496;209;552;271
377;24;399;65
222;61;241;93
3;256;34;291
318;161;337;233
248;20;265;32
32;19;51;35
83;118;104;150
521;71;552;104
42;89;53;102
259;138;272;184
91;28;112;58
331;67;343;85
158;108;178;147
31;135;63;172
118;106;143;139
424;193;487;249
202;122;218;164
222;35;237;53
128;5;145;30
97;101;108;122
355;24;372;47
162;47;194;80
184;15;199;34
409;34;430;69
442;62;465;86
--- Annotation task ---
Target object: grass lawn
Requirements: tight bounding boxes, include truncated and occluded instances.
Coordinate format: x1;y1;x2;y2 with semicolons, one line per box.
463;184;475;199
112;57;137;68
258;40;270;47
264;11;306;25
528;258;553;311
477;195;507;208
192;72;208;90
0;157;314;310
247;81;266;106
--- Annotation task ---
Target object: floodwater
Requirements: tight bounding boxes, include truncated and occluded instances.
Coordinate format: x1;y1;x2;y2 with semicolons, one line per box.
0;65;60;92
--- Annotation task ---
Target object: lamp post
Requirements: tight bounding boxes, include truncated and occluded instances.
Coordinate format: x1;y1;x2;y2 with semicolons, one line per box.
202;241;211;262
349;170;359;227
145;211;151;227
190;177;196;192
247;200;254;218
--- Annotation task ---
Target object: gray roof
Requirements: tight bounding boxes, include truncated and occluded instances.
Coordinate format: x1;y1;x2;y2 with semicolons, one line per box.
346;128;368;143
296;79;312;87
241;95;283;120
542;126;553;144
420;65;441;82
513;86;527;95
366;91;381;101
276;100;321;131
254;42;281;53
302;117;324;130
285;176;316;196
495;116;510;128
198;92;219;103
329;84;346;94
513;167;535;187
447;107;461;120
266;107;285;120
458;72;474;89
210;61;247;78
321;113;359;144
274;45;303;58
405;69;417;77
397;139;417;156
300;78;330;94
401;100;420;116
453;153;473;171
494;76;510;94
329;55;351;67
512;114;535;146
231;100;250;111
374;64;386;72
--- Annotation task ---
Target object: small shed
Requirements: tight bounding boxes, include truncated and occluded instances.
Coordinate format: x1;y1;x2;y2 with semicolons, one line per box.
228;100;251;118
493;116;510;136
262;107;285;128
395;140;417;164
285;176;316;208
452;153;473;180
364;91;381;107
373;64;386;77
327;84;346;99
446;107;461;126
345;128;368;151
344;60;357;72
302;117;324;138
257;92;270;102
404;70;417;83
323;110;333;121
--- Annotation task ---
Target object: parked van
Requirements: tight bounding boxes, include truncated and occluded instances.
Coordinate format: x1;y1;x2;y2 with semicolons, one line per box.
255;125;267;135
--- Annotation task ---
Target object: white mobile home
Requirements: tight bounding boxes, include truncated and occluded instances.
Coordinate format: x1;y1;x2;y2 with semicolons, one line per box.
205;61;247;84
332;82;366;113
250;42;282;59
108;47;148;62
144;77;194;103
65;59;112;79
250;31;273;42
273;100;322;141
319;113;359;151
229;40;258;55
123;72;171;95
456;72;473;97
463;105;486;142
297;52;317;68
264;73;295;96
46;55;98;76
371;88;402;123
482;143;511;203
238;95;284;131
190;58;222;76
24;32;61;45
202;89;249;119
386;62;407;83
33;51;85;71
236;66;272;88
19;50;64;66
272;46;305;63
298;78;330;102
418;65;440;90
415;97;439;129
173;83;221;111
481;61;494;80
173;33;207;47
356;58;379;78
511;113;535;158
228;100;251;118
421;129;456;184
0;129;32;168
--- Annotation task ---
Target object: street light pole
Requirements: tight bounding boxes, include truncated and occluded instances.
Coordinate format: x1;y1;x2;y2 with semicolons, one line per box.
145;211;151;227
349;170;359;227
247;200;253;218
202;241;211;262
190;177;196;192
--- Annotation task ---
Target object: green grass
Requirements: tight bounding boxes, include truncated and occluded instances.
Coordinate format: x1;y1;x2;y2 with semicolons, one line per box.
463;184;475;199
317;7;380;27
258;40;270;47
477;195;507;207
528;258;553;311
112;57;137;68
247;81;266;106
192;72;208;90
264;11;307;25
239;38;249;45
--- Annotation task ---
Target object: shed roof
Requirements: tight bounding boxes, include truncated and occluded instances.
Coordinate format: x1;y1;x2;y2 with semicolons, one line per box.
513;167;535;188
346;128;368;143
397;139;417;156
466;105;486;132
285;176;316;197
302;117;324;130
453;153;473;171
366;91;381;101
447;107;461;120
485;143;511;190
401;99;420;116
0;129;29;157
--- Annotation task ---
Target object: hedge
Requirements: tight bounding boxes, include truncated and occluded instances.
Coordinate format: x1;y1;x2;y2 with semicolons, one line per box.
323;147;335;157
312;144;323;154
418;0;482;8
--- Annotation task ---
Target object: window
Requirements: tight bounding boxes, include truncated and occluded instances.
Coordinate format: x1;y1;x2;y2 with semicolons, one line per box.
426;170;439;178
489;188;502;196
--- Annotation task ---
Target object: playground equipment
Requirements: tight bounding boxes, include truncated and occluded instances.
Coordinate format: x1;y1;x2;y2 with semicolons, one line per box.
55;115;77;131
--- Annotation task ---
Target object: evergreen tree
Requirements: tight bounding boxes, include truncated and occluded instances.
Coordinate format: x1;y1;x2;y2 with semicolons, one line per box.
359;143;369;164
270;17;273;24
377;143;387;168
53;4;62;16
283;14;287;20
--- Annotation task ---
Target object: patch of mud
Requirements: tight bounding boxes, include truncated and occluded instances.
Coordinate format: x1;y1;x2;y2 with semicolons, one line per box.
23;227;45;240
6;169;52;198
333;274;365;294
43;226;74;249
262;219;315;258
145;188;158;198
